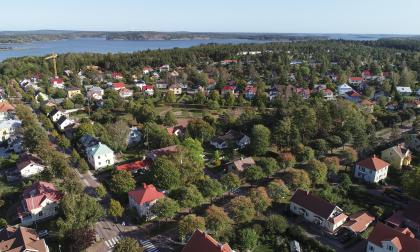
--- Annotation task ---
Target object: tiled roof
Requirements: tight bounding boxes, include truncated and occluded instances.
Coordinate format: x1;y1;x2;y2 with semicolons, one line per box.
116;160;149;172
182;229;233;252
343;211;375;233
22;181;62;212
0;101;15;113
357;155;390;171
290;189;336;219
112;82;125;89
368;223;420;252
0;226;48;252
232;157;255;172
128;184;164;205
16;154;43;171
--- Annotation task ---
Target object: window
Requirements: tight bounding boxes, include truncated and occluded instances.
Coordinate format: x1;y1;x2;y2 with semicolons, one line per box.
369;245;374;251
39;211;43;217
388;245;393;251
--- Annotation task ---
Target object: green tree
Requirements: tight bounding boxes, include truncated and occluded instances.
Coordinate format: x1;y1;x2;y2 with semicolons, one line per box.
105;120;131;152
77;158;89;174
220;172;241;192
250;187;272;214
110;170;136;194
265;214;288;235
258;157;279;177
186;119;215;142
242;165;264;184
109;199;124;222
163;111;177;126
62;99;75;109
151;198;180;221
0;218;7;229
170;185;204;209
115;237;143;252
57;194;105;236
178;214;206;241
67;228;96;252
76;122;95;139
95;184;107;198
57;135;71;150
228;196;256;223
149;157;181;190
284;168;312;190
251;124;271;155
307;159;328;185
205;205;233;240
165;90;177;103
267;179;291;203
237;228;259;251
196;177;224;201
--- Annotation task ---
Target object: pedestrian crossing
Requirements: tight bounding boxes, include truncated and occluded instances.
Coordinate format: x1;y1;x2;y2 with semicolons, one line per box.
105;235;122;249
140;240;159;252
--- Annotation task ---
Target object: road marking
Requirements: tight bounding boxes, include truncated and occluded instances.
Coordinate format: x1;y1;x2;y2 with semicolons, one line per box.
139;240;159;252
105;235;121;248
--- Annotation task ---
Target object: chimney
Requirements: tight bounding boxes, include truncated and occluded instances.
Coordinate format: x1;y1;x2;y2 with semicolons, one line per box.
142;183;147;189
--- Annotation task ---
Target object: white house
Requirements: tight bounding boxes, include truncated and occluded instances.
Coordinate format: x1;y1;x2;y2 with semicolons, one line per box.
48;108;65;123
16;154;45;178
396;86;413;96
142;85;154;96
18;181;62;226
0;119;21;142
366;223;420;252
128;183;164;219
210;130;250;149
86;142;115;170
290;189;348;233
337;84;354;95
168;84;183;95
50;78;65;89
119;88;133;98
56;115;74;131
354;155;389;183
348;77;363;86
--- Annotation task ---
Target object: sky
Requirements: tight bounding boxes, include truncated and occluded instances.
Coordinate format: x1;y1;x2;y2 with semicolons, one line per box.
1;0;420;35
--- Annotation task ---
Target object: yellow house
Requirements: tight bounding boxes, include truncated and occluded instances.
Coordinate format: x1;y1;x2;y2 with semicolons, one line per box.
381;144;411;169
67;87;82;99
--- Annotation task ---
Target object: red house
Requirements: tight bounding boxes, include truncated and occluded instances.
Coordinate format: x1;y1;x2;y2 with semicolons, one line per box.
112;82;125;91
182;229;233;252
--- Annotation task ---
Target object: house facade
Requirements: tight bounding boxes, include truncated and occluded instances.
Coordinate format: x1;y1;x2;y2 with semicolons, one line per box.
210;130;250;149
18;182;62;226
367;223;420;252
0;119;21;142
381;144;411;169
0;226;50;252
16;154;45;178
86;142;115;170
290;189;348;233
354;156;390;183
128;183;164;219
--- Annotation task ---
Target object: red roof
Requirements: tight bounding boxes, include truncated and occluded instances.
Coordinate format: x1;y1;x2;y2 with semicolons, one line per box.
112;72;123;78
368;223;420;252
21;182;62;212
343;211;375;233
349;77;363;82
362;70;372;76
50;78;63;84
222;59;238;64
142;85;154;91
357;155;390;171
182;229;233;252
112;82;125;89
245;85;257;93
346;90;362;97
128;184;164;205
222;86;235;91
143;66;153;71
0;101;15;113
116;160;149;172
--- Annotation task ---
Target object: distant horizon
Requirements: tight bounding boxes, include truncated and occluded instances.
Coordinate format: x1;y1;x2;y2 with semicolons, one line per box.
1;29;419;37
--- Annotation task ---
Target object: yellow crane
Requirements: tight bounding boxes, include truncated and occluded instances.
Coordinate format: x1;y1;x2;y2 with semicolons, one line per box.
44;53;58;77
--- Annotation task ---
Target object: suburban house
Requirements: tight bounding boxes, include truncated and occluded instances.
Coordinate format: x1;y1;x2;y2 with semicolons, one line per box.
296;87;311;100
337;83;354;95
342;211;375;234
0;101;15;120
221;86;236;96
227;157;256;174
344;90;362;103
396;86;413;96
143;66;153;74
358;99;375;113
244;85;257;99
168;84;183;95
290;189;348;233
35;92;49;103
355;155;390;183
348;77;363;85
156;81;169;89
16;154;45;179
128;183;164;219
127;127;141;146
0;119;21;142
18;181;62;226
166;119;190;137
56;115;74;131
48;108;65;123
119;88;133;98
112;82;125;91
0;226;49;252
111;72;123;80
116;160;149;173
321;88;335;100
86;142;115;170
403;99;420;109
78;134;100;153
142;85;154;96
147;145;178;160
367;222;420;252
210;130;250;150
86;86;104;100
182;229;234;252
386;201;420;236
381;144;411;169
50;78;65;89
67;87;81;99
159;64;170;72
